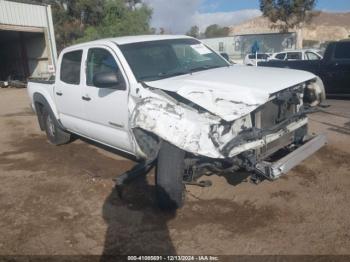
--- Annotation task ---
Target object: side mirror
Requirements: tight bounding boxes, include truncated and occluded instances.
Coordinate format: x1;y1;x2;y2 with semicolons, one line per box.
93;71;120;89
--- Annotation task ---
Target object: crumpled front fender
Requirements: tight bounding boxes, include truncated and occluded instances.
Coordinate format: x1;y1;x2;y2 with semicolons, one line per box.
130;96;224;158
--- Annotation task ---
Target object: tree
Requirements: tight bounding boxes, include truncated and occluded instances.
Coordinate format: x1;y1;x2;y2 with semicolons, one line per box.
76;0;152;43
186;25;200;38
37;0;152;51
204;24;229;38
259;0;318;48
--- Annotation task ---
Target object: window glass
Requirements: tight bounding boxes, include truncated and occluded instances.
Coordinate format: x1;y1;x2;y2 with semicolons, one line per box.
334;42;350;59
286;52;302;60
306;52;320;60
60;50;82;85
86;48;119;86
119;39;228;82
275;53;286;60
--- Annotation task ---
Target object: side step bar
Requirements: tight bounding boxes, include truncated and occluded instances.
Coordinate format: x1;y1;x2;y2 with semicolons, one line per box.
255;134;327;180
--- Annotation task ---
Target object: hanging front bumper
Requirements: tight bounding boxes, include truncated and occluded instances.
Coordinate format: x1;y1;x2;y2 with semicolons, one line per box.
255;134;327;180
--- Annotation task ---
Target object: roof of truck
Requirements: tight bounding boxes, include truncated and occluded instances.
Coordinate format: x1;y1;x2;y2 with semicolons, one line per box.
112;34;193;45
64;35;194;51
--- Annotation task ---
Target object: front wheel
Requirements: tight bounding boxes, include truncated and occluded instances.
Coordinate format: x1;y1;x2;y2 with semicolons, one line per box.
156;141;185;209
43;108;71;145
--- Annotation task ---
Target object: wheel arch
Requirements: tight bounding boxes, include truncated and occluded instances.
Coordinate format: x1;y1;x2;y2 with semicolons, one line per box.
33;93;65;131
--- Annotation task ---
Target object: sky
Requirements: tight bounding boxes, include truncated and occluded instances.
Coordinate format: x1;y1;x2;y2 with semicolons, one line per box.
199;0;350;13
143;0;350;34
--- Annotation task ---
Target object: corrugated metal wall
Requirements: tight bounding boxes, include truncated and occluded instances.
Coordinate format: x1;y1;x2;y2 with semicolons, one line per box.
0;0;57;80
0;0;48;28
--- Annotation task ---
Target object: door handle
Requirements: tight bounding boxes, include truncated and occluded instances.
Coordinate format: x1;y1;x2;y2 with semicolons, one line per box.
56;91;63;96
82;96;91;101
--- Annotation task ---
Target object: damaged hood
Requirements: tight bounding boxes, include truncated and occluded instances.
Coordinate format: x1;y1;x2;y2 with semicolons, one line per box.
145;66;315;121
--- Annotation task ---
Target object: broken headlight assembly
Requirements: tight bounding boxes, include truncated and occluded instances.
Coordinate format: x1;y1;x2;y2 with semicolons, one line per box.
304;77;326;107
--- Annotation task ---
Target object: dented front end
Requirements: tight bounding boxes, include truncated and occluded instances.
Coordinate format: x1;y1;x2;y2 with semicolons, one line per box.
131;89;223;159
130;78;326;179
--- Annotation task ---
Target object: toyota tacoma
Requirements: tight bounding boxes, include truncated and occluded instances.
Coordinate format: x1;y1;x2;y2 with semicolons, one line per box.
27;35;327;209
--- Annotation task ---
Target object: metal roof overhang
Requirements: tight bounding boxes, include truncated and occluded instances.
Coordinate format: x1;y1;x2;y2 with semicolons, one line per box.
0;23;44;33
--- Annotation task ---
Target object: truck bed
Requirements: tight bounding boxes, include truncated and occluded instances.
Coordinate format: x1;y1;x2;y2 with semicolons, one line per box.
27;79;56;113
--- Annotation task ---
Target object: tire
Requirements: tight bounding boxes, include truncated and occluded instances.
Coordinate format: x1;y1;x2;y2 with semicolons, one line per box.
156;141;185;209
42;107;71;145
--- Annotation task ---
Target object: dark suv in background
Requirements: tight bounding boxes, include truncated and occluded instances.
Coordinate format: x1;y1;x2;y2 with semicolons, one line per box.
259;41;350;97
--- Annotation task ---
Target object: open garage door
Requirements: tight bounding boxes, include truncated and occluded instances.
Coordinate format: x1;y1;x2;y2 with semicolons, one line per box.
0;29;52;83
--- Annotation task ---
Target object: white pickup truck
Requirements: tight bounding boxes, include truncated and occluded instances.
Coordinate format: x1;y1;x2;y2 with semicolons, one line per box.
28;35;326;209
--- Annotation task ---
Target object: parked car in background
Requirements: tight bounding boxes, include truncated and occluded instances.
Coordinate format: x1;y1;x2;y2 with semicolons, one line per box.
259;41;350;96
27;35;326;209
270;49;323;61
244;53;271;66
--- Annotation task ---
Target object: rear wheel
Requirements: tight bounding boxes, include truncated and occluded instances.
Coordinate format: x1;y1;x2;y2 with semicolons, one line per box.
43;108;70;145
156;141;185;209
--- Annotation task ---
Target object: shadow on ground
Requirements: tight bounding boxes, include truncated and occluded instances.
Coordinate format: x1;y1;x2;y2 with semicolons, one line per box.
101;174;177;257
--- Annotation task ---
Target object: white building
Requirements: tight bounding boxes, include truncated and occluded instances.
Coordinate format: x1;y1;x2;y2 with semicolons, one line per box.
202;33;296;63
0;0;57;81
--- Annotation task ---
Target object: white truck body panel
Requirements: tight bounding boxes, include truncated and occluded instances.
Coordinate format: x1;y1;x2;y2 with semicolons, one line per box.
27;81;58;117
27;35;324;165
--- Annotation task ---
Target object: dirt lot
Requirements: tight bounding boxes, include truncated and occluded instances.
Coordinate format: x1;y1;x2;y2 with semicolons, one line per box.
0;88;349;255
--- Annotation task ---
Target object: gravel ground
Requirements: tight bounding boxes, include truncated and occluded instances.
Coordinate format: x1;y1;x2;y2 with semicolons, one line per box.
0;88;349;255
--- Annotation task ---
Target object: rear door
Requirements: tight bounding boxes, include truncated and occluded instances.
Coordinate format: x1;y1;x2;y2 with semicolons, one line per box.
80;45;133;153
55;49;86;133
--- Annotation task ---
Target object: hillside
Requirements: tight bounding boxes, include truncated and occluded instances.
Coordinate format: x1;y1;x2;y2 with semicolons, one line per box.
229;12;350;43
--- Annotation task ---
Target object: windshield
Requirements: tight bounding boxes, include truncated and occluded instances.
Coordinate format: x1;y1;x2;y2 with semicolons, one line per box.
119;38;229;82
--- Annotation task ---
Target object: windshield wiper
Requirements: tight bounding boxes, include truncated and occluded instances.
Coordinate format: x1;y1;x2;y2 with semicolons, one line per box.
157;71;189;79
188;65;222;73
140;65;224;82
138;71;188;82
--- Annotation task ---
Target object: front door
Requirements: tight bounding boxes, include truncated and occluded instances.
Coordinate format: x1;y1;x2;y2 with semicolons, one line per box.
81;46;133;153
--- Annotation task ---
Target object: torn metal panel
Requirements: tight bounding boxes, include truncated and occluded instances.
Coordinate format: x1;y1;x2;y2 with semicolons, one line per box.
145;65;316;122
130;94;223;158
129;67;321;160
176;87;264;122
226;117;308;157
130;88;310;160
210;114;253;147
